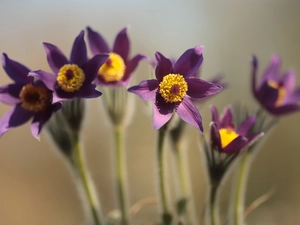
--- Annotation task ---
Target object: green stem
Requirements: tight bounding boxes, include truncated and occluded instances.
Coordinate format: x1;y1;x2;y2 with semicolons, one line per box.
157;127;172;225
114;126;128;225
233;151;251;225
209;182;220;225
72;133;104;225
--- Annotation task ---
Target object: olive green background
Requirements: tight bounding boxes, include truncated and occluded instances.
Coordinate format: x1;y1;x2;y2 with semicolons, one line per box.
0;1;300;224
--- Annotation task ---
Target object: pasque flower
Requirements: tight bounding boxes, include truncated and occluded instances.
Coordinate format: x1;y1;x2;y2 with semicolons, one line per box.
30;30;108;101
86;26;146;86
252;55;300;115
210;105;262;154
0;53;62;138
128;46;222;131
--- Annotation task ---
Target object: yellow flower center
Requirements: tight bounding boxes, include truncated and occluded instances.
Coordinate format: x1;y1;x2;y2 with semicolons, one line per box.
19;84;52;112
98;53;126;82
219;127;239;148
57;64;85;92
159;74;188;103
268;80;286;107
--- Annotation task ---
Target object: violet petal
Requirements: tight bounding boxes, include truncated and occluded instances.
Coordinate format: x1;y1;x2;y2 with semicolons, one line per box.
43;42;69;74
155;52;173;82
210;105;220;126
210;122;222;150
122;54;146;84
2;53;31;83
222;136;248;154
70;30;88;67
86;26;110;54
256;82;278;107
82;54;109;84
128;79;159;101
236;116;256;136
260;55;281;85
75;84;102;98
152;102;173;130
186;78;222;99
113;28;130;62
29;70;56;91
268;104;300;116
280;70;296;94
219;105;233;128
0;84;23;105
176;97;203;132
173;46;204;78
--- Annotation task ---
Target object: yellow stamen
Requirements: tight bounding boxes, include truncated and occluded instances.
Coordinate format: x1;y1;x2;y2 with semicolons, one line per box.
98;53;126;82
57;64;85;92
159;74;188;103
268;80;286;107
19;84;51;112
219;127;239;148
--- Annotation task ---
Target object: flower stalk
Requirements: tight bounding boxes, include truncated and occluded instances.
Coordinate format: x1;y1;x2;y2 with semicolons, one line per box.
71;132;104;225
209;181;220;225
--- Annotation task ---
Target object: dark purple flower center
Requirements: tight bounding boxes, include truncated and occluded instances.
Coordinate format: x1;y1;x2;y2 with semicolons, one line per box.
65;69;74;80
19;84;52;112
170;84;180;95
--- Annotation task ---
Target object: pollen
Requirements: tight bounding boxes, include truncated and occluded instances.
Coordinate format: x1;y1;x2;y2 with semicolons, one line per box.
19;84;52;112
219;127;239;148
159;74;188;103
268;80;286;107
98;53;126;82
57;64;85;92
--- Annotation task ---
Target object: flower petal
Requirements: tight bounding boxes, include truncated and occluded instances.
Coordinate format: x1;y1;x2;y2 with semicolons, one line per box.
30;102;62;138
210;122;222;150
219;105;233;128
113;28;130;62
176;97;203;132
186;78;222;99
122;54;146;85
155;52;173;82
222;136;248;154
86;26;110;54
261;55;281;84
256;82;278;107
29;70;56;91
82;54;109;84
173;46;204;78
210;105;220;126
280;70;296;94
267;104;300;116
75;84;102;99
43;42;69;74
2;53;31;83
0;106;33;137
251;55;259;98
70;30;88;67
128;79;159;101
236;116;256;136
0;84;22;105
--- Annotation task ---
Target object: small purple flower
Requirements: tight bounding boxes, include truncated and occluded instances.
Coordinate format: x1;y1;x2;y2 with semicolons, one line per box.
0;53;62;138
86;26;146;86
30;30;109;101
210;105;262;154
252;55;300;115
128;46;222;132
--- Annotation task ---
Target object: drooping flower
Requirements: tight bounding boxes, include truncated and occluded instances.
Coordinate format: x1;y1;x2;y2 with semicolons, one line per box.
0;53;62;138
86;26;146;86
210;105;262;154
30;30;109;101
128;46;222;132
252;55;300;115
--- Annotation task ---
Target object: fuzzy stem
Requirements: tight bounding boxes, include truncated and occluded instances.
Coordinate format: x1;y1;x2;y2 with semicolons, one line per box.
72;133;104;225
232;151;251;225
157;127;172;225
209;182;220;225
113;125;128;225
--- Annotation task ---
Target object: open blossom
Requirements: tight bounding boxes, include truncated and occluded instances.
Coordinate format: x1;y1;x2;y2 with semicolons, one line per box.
210;105;262;154
0;53;61;138
30;30;108;101
128;46;222;132
252;55;300;115
86;26;146;86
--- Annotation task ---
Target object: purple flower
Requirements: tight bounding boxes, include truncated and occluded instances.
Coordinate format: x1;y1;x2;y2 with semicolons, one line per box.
0;53;62;138
30;30;109;101
86;26;146;86
128;46;222;132
252;55;300;115
210;105;262;154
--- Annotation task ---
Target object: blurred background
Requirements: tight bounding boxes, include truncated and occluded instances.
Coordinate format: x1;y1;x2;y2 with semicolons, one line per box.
0;0;300;224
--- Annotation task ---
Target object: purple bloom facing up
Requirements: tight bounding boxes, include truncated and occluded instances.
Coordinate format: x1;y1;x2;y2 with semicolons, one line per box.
0;53;62;138
128;46;222;132
252;55;300;115
210;105;262;154
86;26;146;86
30;30;109;101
